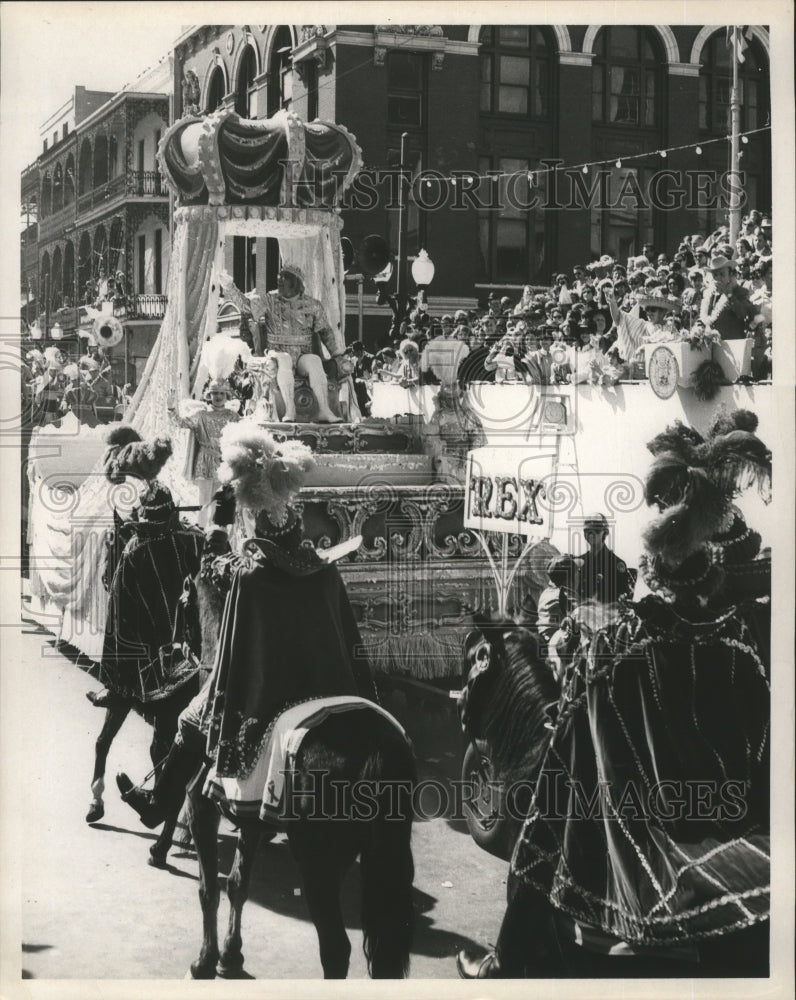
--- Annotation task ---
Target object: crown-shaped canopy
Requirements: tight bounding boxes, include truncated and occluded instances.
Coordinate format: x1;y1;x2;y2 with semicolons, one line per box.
158;108;362;211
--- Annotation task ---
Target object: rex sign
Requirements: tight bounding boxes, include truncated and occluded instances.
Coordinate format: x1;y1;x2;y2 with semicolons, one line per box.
464;447;556;539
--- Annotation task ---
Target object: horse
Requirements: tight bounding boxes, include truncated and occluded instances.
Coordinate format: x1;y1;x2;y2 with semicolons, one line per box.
184;704;416;980
87;680;199;866
458;614;770;978
87;533;220;869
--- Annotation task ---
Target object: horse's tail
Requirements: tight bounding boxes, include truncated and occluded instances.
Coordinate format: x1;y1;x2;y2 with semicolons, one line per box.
359;728;416;979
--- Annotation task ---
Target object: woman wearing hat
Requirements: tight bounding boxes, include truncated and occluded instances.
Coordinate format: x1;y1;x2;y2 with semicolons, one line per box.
605;286;680;374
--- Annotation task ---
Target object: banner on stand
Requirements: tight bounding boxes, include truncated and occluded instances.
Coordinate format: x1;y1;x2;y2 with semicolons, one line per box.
464;447;556;539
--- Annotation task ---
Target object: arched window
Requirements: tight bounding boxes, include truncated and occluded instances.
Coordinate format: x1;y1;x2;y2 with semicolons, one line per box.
698;32;769;133
64;154;76;205
267;27;293;116
78;232;93;300
52;163;64;213
40;252;51;307
93;135;108;188
41;174;52;218
591;27;660;126
235;45;258;117
479;26;551;117
51;246;63;309
78;140;92;195
206;66;226;113
62;242;75;308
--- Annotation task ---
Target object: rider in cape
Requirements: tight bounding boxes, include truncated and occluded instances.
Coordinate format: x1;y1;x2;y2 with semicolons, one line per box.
117;421;378;829
457;408;771;978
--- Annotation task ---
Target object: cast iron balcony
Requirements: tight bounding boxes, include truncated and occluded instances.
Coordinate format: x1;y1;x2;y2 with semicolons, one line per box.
128;171;164;197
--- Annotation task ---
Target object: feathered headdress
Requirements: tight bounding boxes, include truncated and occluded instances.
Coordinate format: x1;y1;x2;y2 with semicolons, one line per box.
104;427;173;485
217;422;314;519
43;346;64;369
642;408;771;572
201;334;251;397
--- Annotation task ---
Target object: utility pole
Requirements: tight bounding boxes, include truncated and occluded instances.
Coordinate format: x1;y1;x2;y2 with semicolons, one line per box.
728;25;743;244
395;131;409;312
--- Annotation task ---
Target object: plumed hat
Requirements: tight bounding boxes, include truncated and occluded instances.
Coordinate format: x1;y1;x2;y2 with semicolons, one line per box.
217;422;314;516
640;409;771;604
213;422;362;575
104;427;173;485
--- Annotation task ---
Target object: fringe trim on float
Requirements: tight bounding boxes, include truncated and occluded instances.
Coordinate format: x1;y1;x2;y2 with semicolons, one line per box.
364;630;465;681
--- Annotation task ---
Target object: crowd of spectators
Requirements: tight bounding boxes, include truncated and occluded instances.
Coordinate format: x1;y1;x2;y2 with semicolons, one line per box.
351;210;772;413
21;344;128;427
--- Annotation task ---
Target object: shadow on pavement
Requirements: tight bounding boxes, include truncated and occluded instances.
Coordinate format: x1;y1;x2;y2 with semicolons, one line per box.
208;831;485;963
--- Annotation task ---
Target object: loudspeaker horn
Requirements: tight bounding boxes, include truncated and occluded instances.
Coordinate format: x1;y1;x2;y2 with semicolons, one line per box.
359;234;391;277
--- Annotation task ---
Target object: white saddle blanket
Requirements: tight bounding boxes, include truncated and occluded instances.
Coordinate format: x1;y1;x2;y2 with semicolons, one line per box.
203;696;407;822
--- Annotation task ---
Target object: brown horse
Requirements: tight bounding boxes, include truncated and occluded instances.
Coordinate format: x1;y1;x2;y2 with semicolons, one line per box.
458;615;770;977
185;704;417;980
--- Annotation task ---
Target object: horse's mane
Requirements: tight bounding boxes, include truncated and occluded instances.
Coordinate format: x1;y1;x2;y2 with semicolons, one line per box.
480;628;561;786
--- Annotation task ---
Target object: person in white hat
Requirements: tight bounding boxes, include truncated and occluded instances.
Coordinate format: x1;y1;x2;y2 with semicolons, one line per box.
699;250;757;341
219;263;343;423
605;286;680;371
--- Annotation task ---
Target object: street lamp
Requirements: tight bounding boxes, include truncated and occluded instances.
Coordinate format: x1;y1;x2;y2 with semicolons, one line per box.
50;321;63;341
411;249;435;288
411;249;435;312
29;322;43;341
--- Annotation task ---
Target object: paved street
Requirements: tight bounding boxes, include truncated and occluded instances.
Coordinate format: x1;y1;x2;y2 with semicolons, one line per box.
12;617;508;981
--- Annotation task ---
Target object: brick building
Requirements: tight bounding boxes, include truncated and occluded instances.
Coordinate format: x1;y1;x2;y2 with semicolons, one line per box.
25;24;771;352
24;66;173;386
171;24;771;346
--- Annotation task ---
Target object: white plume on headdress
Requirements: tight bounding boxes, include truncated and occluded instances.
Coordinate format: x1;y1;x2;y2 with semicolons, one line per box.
217;420;314;514
201;334;252;381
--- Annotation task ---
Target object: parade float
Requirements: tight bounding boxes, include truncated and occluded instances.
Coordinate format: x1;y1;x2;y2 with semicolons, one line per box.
24;106;775;688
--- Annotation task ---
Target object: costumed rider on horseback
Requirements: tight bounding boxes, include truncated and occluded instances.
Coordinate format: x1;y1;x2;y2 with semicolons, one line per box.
86;428;204;854
457;408;771;978
117;420;378;829
219;263;344;423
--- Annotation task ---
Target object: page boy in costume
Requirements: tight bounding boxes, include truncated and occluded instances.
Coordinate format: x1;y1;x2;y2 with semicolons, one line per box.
167;335;245;527
116;421;377;833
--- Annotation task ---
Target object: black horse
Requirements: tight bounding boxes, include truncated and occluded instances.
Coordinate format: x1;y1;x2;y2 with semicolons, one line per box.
185;705;417;980
458;618;770;978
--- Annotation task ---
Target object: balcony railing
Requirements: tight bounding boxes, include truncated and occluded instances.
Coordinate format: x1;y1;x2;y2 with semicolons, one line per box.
113;294;168;320
74;174;127;215
128;171;165;197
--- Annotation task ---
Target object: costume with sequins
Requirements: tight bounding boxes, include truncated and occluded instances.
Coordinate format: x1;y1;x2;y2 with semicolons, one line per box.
223;283;336;363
